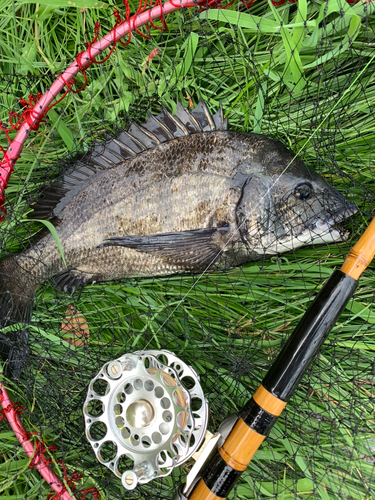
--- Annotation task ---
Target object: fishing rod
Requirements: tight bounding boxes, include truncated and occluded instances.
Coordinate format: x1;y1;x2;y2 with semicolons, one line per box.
173;216;375;499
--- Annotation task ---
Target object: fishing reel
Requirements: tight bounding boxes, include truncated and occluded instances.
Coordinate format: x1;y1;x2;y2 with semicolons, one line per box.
83;350;208;490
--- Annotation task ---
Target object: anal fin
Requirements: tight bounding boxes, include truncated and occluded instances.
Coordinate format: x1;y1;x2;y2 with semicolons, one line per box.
53;269;95;295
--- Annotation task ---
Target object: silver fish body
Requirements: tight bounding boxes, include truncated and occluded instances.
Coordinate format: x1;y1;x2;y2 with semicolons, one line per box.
0;101;357;377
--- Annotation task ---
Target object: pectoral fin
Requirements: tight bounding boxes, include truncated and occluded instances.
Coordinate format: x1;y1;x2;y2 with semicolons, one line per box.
98;227;232;270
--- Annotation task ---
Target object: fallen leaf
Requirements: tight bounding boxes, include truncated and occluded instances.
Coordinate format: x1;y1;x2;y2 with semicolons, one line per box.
62;304;89;346
185;90;194;109
141;47;161;74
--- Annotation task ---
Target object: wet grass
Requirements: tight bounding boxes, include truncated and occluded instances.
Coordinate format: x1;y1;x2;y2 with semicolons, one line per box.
1;0;375;499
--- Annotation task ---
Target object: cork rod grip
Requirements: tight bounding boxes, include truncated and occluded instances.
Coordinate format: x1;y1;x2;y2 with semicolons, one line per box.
187;271;359;500
341;217;375;280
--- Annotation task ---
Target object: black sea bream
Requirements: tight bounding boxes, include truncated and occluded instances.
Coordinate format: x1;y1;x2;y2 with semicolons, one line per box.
0;100;356;376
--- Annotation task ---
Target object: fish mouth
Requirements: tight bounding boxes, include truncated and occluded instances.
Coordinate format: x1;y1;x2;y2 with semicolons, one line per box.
314;202;358;243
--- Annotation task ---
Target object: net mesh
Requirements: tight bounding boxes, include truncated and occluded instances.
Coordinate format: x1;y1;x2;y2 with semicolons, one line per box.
1;1;375;499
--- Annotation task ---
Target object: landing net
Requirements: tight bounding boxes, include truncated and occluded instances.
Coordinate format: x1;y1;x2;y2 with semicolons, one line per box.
0;1;375;499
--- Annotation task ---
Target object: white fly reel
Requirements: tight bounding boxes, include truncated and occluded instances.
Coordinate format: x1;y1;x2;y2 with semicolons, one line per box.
83;350;208;490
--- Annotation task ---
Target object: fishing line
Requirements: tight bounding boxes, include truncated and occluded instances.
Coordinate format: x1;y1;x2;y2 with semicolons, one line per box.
144;50;375;348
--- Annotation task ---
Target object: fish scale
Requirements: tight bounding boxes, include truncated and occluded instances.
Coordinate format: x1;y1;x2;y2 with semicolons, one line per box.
0;100;356;378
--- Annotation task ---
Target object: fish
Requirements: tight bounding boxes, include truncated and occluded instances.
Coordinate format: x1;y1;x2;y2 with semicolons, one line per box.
0;100;357;377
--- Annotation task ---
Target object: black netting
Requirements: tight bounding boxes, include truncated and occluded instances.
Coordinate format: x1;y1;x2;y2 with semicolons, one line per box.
1;1;375;499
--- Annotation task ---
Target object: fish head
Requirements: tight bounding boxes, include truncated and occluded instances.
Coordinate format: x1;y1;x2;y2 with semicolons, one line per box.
236;158;357;256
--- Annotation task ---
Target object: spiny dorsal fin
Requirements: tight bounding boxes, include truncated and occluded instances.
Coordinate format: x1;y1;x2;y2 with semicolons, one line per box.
212;104;227;131
158;106;188;137
191;99;216;132
128;122;160;149
175;101;202;134
29;100;227;221
142;113;175;141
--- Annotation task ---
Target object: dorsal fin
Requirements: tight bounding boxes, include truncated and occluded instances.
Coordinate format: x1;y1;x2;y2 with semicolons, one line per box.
191;99;216;132
158;107;188;137
142;113;175;142
128;122;160;149
212;104;227;131
29;100;227;221
174;101;202;134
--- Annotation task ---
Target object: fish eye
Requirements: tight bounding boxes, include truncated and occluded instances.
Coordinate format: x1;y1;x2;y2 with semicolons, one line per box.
294;182;313;201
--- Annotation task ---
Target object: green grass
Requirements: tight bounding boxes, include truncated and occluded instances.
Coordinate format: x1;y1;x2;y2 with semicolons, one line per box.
1;0;375;499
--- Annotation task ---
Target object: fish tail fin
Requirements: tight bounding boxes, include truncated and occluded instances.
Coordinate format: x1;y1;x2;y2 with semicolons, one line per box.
0;255;35;378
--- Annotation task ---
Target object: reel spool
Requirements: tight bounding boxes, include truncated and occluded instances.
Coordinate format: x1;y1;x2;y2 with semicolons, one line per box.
83;350;208;490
